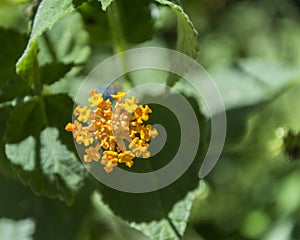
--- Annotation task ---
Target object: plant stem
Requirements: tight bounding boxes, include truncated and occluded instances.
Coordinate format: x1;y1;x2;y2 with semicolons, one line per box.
107;0;126;53
106;1;133;87
33;50;42;96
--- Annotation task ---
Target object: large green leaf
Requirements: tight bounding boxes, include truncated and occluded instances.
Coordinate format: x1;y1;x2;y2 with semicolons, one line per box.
0;28;31;103
0;28;27;84
0;174;95;240
16;0;86;84
5;94;74;144
5;127;86;205
155;0;199;59
43;94;76;153
0;218;35;240
4;94;86;204
37;12;90;66
0;174;153;240
155;0;200;86
0;76;32;104
130;181;204;240
4;98;45;143
35;12;90;88
97;95;208;227
39;62;73;85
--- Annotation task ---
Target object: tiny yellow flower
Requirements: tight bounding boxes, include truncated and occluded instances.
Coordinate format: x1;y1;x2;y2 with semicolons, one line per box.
120;96;139;113
101;151;119;173
66;89;158;173
84;146;101;162
111;92;126;102
88;90;103;107
118;151;135;168
65;122;73;132
140;124;158;141
129;137;150;158
74;105;91;123
76;131;94;146
131;105;152;124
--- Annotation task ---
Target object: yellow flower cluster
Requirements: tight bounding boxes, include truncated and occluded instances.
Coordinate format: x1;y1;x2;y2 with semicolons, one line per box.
65;90;158;173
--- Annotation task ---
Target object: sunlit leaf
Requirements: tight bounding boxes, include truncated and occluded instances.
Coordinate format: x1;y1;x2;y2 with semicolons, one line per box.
16;0;86;84
131;181;204;240
37;12;90;66
99;0;113;11
5;127;86;205
155;0;200;86
0;218;35;240
4;93;85;204
43;94;76;153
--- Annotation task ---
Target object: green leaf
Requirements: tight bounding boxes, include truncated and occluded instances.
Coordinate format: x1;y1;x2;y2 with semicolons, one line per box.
0;2;30;33
37;12;91;66
237;82;300;159
117;0;154;43
3;93;85;204
0;174;97;240
99;0;114;11
43;94;76;153
97;95;208;224
16;0;85;84
155;0;200;86
0;28;27;84
202;60;299;146
0;28;31;103
155;0;199;58
78;1;111;44
5;127;86;205
82;191;152;240
103;0;154;45
5;94;74;146
4;98;45;144
130;181;204;240
40;62;73;85
0;218;35;240
0;106;14;177
0;76;31;104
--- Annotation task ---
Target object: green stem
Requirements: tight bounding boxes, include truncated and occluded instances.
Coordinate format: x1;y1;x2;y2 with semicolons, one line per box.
106;1;133;87
107;0;126;53
33;52;42;96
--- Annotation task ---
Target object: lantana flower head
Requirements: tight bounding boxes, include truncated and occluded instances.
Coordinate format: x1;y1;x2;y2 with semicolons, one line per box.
65;90;157;173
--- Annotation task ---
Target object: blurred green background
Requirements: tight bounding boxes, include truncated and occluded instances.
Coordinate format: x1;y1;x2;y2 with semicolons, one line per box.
1;0;300;239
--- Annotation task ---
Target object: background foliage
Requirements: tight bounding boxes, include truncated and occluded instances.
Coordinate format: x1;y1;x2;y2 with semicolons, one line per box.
1;0;300;239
